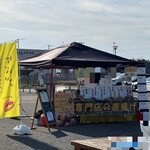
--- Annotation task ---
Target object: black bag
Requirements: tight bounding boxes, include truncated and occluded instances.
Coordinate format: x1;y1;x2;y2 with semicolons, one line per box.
35;109;43;119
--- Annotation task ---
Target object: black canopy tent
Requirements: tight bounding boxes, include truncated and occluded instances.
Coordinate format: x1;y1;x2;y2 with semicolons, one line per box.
20;42;138;69
20;42;139;102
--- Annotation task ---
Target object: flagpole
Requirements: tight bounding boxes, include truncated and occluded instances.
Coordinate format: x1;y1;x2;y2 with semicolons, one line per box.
17;39;23;126
13;39;31;135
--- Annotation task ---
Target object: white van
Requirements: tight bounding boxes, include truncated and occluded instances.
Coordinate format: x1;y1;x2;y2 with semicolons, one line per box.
112;73;125;85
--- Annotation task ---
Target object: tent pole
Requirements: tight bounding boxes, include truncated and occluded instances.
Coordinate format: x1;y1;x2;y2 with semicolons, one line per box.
17;39;23;126
49;68;53;102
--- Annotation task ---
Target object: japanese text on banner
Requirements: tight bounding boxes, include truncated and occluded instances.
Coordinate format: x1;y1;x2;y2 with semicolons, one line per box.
0;42;20;118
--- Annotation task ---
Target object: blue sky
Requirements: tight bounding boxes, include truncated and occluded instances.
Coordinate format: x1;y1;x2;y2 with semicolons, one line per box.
0;0;150;59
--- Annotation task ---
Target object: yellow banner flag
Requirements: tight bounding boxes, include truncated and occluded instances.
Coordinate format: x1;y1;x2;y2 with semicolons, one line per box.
0;42;20;118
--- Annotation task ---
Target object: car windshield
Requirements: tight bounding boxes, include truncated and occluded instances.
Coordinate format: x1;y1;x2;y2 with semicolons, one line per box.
146;77;150;83
116;73;124;79
132;76;137;82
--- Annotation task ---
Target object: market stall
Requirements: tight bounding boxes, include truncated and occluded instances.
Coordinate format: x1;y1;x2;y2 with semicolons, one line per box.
20;42;147;126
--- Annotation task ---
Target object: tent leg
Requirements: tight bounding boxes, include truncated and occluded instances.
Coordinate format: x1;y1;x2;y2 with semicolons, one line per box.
49;68;53;102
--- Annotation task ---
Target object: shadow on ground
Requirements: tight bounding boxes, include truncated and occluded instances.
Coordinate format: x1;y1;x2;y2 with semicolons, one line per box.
51;129;68;138
57;122;143;138
10;117;143;139
7;135;59;150
32;128;68;138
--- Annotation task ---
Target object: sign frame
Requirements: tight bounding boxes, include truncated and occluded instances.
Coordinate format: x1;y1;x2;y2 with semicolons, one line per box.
31;89;56;132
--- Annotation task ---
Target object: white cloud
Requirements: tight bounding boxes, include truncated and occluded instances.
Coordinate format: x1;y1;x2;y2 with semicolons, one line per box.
76;0;119;14
0;0;150;59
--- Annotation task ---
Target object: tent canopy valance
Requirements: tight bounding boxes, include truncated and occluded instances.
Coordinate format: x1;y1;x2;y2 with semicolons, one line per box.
20;42;138;69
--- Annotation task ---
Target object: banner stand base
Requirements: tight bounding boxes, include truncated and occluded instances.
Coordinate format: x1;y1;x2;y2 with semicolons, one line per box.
13;125;31;135
140;121;150;139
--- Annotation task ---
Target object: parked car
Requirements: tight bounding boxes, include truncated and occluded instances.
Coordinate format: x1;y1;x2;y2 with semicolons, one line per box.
132;77;150;91
112;73;125;85
112;73;138;87
132;81;138;91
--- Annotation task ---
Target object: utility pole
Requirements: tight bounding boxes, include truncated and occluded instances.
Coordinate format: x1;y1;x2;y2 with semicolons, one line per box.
48;44;53;50
113;42;118;55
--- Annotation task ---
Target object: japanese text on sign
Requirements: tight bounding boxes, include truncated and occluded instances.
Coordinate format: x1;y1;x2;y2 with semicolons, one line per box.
74;100;138;115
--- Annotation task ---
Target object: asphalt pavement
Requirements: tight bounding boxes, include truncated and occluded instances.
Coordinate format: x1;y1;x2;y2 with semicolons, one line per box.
0;89;144;150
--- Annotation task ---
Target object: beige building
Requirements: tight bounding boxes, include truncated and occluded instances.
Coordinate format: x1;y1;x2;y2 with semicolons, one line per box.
18;48;48;60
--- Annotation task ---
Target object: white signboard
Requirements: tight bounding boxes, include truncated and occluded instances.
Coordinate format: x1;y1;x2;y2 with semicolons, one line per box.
88;88;94;98
143;112;149;120
138;93;148;100
138;85;147;92
39;91;49;102
84;87;89;99
108;87;113;98
137;67;146;74
80;85;133;99
80;86;85;97
46;111;54;121
96;86;101;99
137;76;146;83
139;102;149;110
